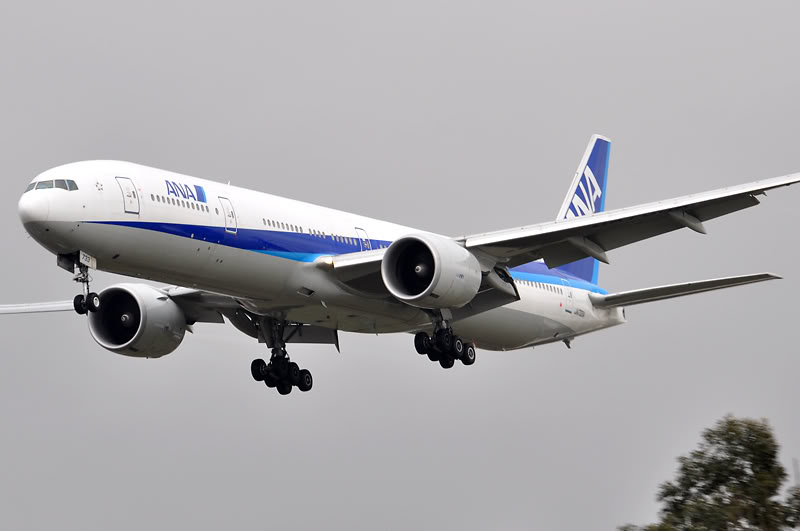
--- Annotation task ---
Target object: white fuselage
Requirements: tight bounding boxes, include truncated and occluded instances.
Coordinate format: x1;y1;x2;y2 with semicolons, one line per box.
18;160;625;351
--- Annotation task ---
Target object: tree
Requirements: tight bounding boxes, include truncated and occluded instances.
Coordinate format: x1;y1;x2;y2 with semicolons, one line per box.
620;416;800;530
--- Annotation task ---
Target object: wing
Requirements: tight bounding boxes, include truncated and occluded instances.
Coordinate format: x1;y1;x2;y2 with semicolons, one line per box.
464;173;800;269
0;301;74;314
588;272;780;308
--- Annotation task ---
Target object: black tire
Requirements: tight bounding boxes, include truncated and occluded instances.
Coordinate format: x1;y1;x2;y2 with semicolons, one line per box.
414;332;429;354
264;372;278;388
288;362;301;385
86;292;101;313
462;344;476;366
452;336;465;358
427;351;440;363
439;356;455;369
435;329;453;353
277;380;292;395
273;357;289;379
73;294;87;315
297;369;313;392
251;358;267;381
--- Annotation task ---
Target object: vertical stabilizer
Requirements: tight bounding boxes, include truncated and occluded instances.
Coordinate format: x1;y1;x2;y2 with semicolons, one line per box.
555;135;611;284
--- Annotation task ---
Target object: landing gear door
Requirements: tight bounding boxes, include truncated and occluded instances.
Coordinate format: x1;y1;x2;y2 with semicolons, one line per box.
115;177;140;215
355;227;372;251
219;197;237;234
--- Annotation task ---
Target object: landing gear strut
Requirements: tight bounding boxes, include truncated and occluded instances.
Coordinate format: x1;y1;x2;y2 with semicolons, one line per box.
414;312;476;368
72;263;100;315
250;318;313;395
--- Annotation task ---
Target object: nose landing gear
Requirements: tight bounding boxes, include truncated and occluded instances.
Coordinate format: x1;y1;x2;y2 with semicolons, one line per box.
72;263;100;315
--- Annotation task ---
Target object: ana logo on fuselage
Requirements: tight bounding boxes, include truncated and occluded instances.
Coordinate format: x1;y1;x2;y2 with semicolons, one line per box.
564;166;602;219
166;181;207;203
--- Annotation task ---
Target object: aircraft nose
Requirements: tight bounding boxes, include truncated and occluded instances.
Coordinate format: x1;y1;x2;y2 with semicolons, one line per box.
18;188;50;225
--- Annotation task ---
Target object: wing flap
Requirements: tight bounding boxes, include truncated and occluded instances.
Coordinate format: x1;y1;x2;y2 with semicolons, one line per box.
588;273;780;308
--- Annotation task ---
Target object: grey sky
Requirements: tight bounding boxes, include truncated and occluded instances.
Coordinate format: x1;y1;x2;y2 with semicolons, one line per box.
2;1;799;529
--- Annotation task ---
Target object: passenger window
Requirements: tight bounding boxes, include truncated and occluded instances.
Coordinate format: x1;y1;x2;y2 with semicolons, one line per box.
54;180;68;190
25;183;35;193
36;180;54;189
66;180;79;191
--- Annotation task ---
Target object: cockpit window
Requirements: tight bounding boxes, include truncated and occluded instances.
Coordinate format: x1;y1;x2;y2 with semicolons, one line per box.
24;183;35;193
35;180;54;189
66;180;79;191
54;179;69;190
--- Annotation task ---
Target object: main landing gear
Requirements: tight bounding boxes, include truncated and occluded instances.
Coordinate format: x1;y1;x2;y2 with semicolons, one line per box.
414;328;476;369
72;263;100;315
249;319;313;396
250;350;313;395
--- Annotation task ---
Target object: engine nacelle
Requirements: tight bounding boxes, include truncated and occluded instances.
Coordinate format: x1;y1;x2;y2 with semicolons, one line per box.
381;233;482;309
88;283;187;358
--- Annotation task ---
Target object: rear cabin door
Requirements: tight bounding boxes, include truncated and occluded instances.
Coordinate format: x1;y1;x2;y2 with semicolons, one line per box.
115;177;140;214
560;278;575;314
219;197;237;234
355;227;372;251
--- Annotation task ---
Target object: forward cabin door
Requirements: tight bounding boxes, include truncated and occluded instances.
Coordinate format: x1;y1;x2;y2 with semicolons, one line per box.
355;227;371;251
218;197;237;234
115;177;140;215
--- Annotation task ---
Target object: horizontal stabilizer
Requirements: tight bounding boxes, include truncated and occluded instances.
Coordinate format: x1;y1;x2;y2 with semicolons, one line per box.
588;273;780;308
0;301;74;314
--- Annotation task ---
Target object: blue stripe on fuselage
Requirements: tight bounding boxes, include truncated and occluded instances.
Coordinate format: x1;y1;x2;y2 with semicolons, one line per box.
87;220;607;293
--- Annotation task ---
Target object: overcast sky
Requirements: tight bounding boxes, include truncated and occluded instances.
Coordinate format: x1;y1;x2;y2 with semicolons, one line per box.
2;1;799;529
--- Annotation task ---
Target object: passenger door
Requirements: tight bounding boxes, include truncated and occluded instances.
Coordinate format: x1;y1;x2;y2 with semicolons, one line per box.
560;278;575;314
115;177;140;215
219;197;237;234
355;227;371;251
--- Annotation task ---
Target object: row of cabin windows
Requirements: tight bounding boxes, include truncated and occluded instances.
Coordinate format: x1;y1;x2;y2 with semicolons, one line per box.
24;180;79;192
146;194;381;250
517;279;563;295
260;219;365;248
263;218;303;234
151;193;213;214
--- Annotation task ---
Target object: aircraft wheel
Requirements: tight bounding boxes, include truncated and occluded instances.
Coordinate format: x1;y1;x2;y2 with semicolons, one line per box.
427;350;440;363
273;357;289;379
264;372;278;388
461;344;476;366
297;369;313;392
435;329;452;353
277;380;293;395
439;356;455;369
251;358;267;381
414;332;429;354
86;292;101;313
73;294;87;315
452;336;464;358
288;362;301;385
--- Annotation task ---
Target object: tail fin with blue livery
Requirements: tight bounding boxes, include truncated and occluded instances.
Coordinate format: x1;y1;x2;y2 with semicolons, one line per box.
555;135;611;285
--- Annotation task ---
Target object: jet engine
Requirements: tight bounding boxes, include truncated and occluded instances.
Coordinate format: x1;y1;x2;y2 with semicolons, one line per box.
88;283;187;358
381;233;482;309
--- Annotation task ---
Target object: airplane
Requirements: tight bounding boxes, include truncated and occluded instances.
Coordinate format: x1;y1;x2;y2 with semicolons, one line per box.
3;135;798;396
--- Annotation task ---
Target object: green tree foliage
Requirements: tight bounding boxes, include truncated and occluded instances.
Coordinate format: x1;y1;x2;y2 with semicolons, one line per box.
620;416;800;530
